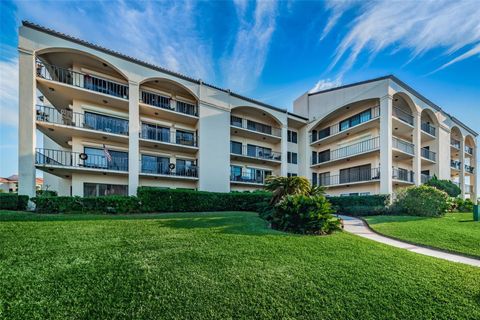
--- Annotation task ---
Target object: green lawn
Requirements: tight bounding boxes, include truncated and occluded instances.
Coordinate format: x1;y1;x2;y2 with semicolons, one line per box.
365;213;480;258
1;210;479;319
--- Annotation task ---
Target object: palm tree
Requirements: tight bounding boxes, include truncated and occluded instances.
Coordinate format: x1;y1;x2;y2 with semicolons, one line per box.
264;176;311;204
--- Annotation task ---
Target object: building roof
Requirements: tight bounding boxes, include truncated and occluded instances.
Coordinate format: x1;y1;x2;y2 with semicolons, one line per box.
308;75;477;136
22;21;307;121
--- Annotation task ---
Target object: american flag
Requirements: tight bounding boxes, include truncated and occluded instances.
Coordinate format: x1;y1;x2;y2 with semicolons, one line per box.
103;144;112;162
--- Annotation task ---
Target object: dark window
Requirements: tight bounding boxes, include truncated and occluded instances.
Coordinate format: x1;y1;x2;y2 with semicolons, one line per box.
84;147;128;171
230;141;242;155
231;115;243;127
312;151;318;165
318;127;330;140
84;112;128;135
247;120;272;135
176;130;195;146
287;173;298;177
292;152;297;164
339;164;371;184
176;159;196;176
141;123;170;142
141;154;169;174
319;172;330;186
339;109;372;132
287;152;298;164
287;130;298;143
318;150;330;163
312;172;318;186
230;165;242;180
311;130;318;142
84;183;127;197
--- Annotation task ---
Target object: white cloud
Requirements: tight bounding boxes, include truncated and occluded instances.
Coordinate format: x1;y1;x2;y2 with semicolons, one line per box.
324;0;480;75
0;57;19;127
320;0;356;40
308;78;342;94
223;0;278;91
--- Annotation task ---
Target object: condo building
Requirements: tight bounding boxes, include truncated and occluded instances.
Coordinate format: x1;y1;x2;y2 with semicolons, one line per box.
17;22;477;202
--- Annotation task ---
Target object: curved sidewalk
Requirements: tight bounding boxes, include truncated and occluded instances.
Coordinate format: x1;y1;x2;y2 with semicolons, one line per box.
339;215;480;268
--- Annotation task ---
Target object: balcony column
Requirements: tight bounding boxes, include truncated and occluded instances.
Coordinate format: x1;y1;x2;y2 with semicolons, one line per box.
281;124;288;176
459;138;466;198
379;95;393;197
413;112;422;185
18;48;37;198
128;81;140;196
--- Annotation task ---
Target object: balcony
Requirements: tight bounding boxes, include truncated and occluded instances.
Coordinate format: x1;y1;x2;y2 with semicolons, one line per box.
451;159;461;170
466;184;474;194
392;137;414;155
421;148;436;162
139;123;198;153
36;60;129;99
230;171;268;185
310;106;380;145
465;165;475;174
140;90;198;117
421;122;436;137
318;167;380;187
392;106;414;126
451;138;461;149
140;160;198;179
36;105;129;146
421;174;431;184
312;137;380;166
230;115;281;142
465;146;474;155
392;167;415;184
35;148;128;176
230;144;281;164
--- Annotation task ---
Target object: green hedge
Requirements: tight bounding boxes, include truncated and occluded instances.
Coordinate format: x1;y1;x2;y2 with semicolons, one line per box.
137;187;271;212
392;185;449;217
32;196;141;214
0;193;29;210
327;195;389;216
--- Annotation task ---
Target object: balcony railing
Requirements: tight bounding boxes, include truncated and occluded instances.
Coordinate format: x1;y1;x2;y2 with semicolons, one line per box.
36;60;129;99
393;106;414;125
310;106;380;143
312;136;380;165
35;148;128;172
36;105;129;136
231;145;281;161
421;122;436;136
465;165;475;174
465;146;474;155
393;137;415;155
451;159;461;170
318;167;380;187
421;174;431;184
140;123;197;147
451;138;461;149
141;162;198;177
230;115;281;137
392;167;415;183
140;90;198;116
421;148;436;162
230;171;269;184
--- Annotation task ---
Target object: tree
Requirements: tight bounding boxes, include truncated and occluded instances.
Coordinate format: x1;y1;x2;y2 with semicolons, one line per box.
424;175;461;197
264;176;311;205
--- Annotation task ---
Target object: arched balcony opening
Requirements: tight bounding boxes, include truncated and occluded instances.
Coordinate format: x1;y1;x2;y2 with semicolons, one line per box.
464;135;476;181
140;78;198;119
420;109;438;138
392;93;416;126
309;98;380;145
450;126;463;184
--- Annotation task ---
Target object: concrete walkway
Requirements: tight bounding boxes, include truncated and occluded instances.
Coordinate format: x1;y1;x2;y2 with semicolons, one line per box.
339;215;480;268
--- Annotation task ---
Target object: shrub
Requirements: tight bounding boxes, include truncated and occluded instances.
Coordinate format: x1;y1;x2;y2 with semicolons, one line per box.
0;193;29;210
137;187;271;212
392;185;449;217
448;197;474;212
425;176;461;197
272;194;341;235
327;195;389;216
32;196;141;214
36;190;58;197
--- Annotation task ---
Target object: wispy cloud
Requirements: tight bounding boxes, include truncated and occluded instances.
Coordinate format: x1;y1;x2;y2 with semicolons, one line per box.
308;77;342;94
324;0;480;75
320;0;356;41
223;0;278;92
0;57;19;127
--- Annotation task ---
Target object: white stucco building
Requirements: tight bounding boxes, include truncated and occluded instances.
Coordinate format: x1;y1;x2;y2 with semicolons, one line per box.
18;22;477;202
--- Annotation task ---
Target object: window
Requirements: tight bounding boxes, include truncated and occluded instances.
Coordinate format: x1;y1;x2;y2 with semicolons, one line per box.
312;151;318;165
176;159;196;176
317;127;330;140
287;152;298;164
359;192;370;196
230;141;242;155
339;109;372;132
231;115;243;127
287;173;298;177
247;119;272;135
319;172;330;186
141;154;169;174
318;150;330;163
84;112;128;135
230;166;242;180
141;123;170;142
247;144;272;158
339;164;371;184
84;147;128;171
176;130;195;146
312;172;318;186
287;130;297;143
311;130;317;142
84;183;127;197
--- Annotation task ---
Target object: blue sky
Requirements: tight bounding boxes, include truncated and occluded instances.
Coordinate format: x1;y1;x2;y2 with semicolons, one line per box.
1;0;479;186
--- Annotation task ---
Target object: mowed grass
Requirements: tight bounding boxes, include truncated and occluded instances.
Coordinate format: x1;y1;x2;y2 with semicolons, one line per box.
365;212;480;258
1;211;480;319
